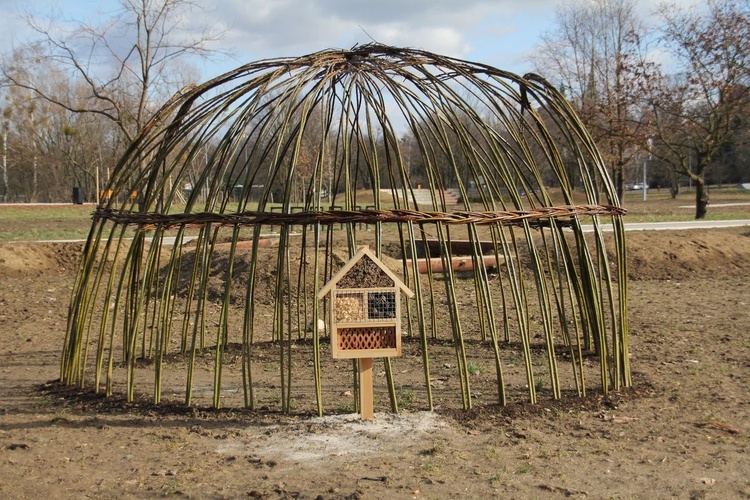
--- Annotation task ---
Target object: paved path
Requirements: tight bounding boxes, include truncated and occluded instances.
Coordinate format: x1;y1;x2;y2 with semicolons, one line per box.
12;220;750;244
582;219;750;232
678;202;750;209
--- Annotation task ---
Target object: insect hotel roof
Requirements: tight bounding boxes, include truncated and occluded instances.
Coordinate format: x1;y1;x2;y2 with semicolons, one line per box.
318;247;414;299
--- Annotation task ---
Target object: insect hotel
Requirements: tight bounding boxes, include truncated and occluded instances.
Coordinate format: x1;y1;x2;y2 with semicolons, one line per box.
318;247;414;418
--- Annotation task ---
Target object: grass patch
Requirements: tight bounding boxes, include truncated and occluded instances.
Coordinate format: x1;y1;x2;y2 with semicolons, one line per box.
396;386;415;407
619;188;750;223
467;361;482;375
1;187;748;241
0;205;95;241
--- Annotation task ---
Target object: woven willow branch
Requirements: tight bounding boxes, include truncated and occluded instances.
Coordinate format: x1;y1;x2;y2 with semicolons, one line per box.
61;44;630;414
93;205;626;229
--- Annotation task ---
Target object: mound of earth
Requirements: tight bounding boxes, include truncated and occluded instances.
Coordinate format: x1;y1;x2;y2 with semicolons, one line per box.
0;241;84;275
3;227;748;282
623;227;750;280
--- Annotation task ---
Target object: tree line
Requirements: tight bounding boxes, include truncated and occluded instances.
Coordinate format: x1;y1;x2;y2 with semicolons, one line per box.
0;0;223;204
1;0;748;218
533;0;750;218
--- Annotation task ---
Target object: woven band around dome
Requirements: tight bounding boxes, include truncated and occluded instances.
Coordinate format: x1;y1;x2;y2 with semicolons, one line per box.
92;204;626;229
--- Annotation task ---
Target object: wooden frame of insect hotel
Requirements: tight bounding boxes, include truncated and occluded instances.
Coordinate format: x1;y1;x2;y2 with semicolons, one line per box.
318;246;414;418
318;247;414;359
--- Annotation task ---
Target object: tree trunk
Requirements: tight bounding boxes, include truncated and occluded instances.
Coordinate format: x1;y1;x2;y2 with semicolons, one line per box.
31;154;38;203
669;168;679;198
695;179;708;219
615;162;624;202
1;128;8;200
693;157;708;219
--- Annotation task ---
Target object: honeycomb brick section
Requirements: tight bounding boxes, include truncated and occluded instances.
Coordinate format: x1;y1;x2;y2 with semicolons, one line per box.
338;326;397;350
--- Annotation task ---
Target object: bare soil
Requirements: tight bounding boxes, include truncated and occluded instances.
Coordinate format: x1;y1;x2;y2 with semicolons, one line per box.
1;227;749;499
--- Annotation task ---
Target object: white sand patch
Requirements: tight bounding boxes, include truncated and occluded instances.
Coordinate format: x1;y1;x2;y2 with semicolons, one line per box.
216;411;451;466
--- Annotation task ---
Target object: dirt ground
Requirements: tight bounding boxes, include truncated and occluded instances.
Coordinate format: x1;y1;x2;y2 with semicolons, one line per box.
1;226;749;499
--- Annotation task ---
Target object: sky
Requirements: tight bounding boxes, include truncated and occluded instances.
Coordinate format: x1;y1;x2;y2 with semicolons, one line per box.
0;0;703;83
0;0;573;80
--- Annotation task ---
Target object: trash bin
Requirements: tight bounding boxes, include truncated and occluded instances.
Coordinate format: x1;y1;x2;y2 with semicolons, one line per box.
72;186;84;204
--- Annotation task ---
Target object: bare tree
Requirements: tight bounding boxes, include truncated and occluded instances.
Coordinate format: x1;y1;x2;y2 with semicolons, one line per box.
636;0;750;218
2;45;126;202
0;104;9;200
1;59;47;202
533;0;647;201
2;0;226;146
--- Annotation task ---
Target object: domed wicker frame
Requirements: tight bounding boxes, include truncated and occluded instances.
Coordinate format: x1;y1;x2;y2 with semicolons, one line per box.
62;44;629;414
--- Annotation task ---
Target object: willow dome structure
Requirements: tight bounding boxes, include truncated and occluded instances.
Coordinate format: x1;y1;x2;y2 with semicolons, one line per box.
62;44;629;414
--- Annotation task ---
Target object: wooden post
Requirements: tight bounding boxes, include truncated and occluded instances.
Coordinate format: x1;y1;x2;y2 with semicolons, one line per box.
358;357;374;420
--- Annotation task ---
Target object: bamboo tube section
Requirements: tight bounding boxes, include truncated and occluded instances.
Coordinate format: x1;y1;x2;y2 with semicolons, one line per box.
60;44;629;413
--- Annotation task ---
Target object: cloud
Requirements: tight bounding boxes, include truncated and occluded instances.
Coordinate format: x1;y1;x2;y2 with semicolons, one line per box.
204;0;552;61
0;0;569;78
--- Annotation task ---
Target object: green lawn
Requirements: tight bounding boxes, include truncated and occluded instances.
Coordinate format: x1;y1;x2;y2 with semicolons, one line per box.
619;187;750;222
1;187;748;241
0;204;97;242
